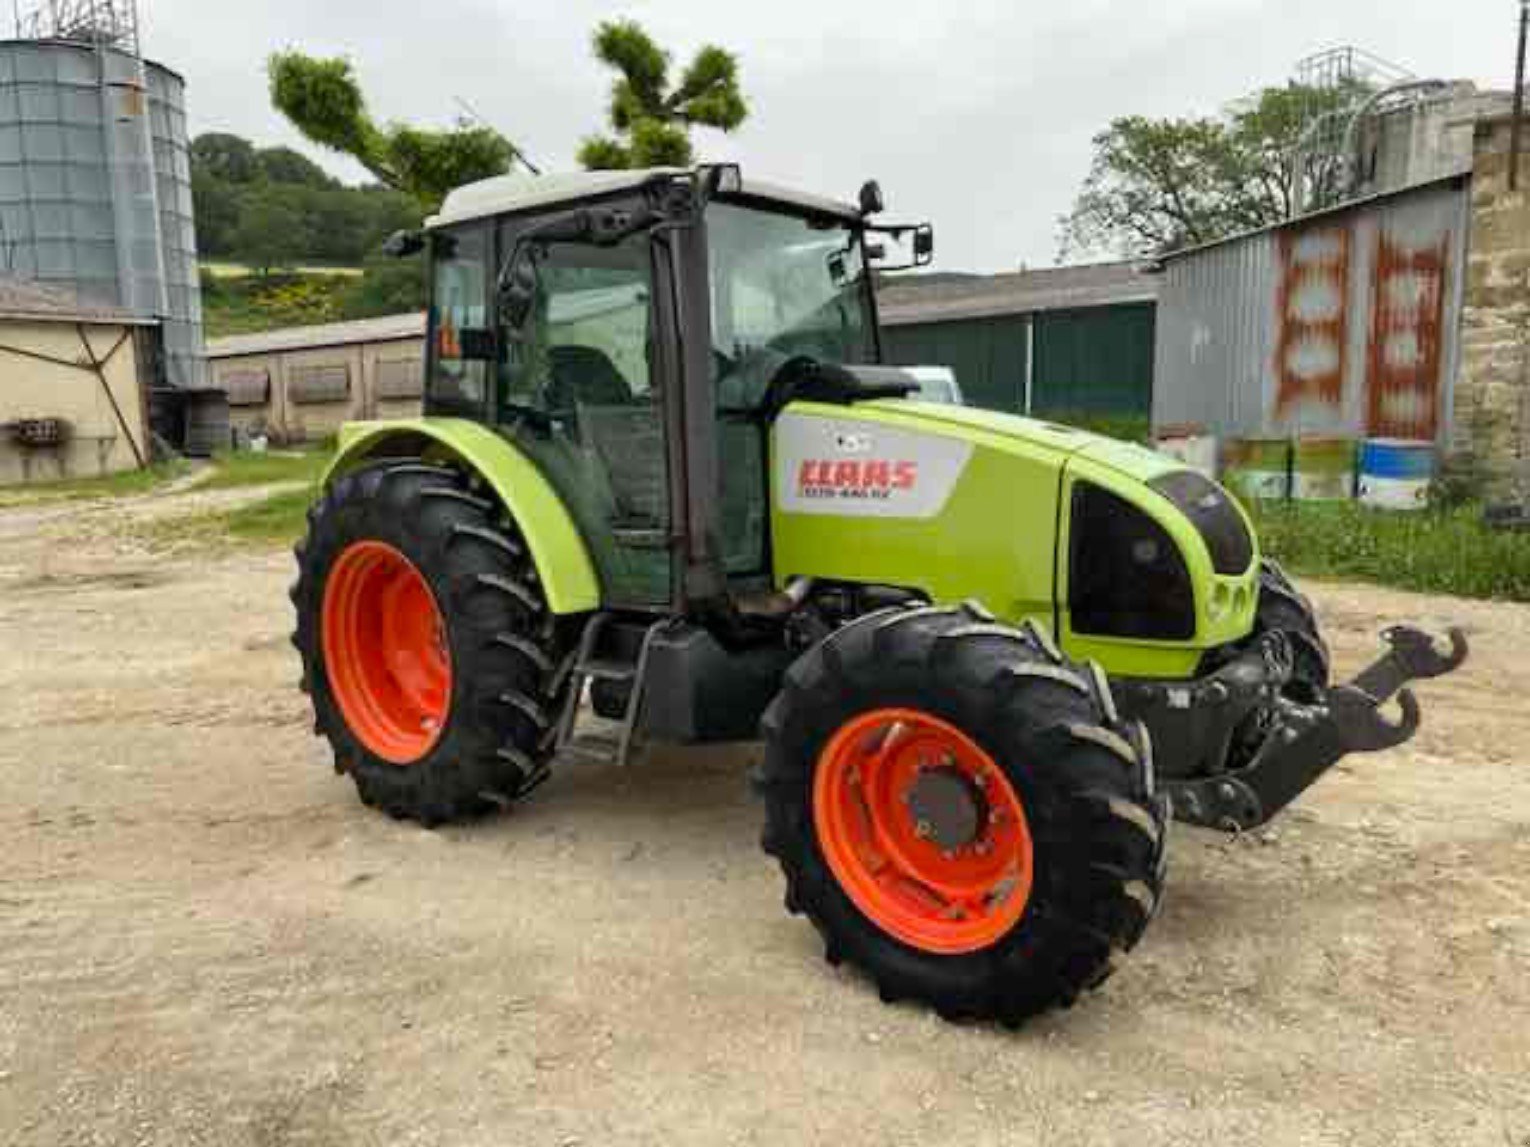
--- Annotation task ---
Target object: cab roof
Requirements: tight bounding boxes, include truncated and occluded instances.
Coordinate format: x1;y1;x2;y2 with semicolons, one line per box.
427;167;862;230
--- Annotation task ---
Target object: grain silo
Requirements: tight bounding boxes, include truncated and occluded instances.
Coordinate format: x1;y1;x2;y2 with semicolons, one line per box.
0;1;205;390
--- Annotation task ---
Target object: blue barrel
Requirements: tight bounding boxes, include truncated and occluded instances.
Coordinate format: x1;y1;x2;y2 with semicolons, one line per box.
1358;439;1434;510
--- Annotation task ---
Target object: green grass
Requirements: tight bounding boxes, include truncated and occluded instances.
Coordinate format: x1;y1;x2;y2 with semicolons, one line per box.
140;487;314;551
0;458;190;506
1249;500;1530;602
201;272;358;338
222;487;315;544
197;449;331;491
201;261;363;279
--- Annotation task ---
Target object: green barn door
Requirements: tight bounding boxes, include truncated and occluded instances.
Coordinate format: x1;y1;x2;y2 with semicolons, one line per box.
1030;303;1155;419
881;317;1027;414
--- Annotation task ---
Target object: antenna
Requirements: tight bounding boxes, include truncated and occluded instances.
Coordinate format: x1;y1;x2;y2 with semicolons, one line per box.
453;95;542;176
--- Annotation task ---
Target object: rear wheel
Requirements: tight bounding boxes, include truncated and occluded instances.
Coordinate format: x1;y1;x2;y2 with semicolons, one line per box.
756;602;1167;1026
291;459;577;824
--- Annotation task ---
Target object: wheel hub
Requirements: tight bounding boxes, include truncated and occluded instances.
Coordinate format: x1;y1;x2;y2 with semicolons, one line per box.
320;540;452;765
812;708;1035;955
906;766;987;851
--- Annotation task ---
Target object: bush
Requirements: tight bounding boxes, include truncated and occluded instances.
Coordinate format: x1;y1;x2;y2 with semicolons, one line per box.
1248;500;1530;602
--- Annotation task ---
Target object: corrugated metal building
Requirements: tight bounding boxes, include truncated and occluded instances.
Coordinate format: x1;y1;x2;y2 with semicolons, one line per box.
878;263;1159;417
0;275;154;483
207;313;425;444
1152;176;1471;443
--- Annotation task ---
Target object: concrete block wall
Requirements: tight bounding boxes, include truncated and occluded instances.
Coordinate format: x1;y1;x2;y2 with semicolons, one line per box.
1454;115;1530;500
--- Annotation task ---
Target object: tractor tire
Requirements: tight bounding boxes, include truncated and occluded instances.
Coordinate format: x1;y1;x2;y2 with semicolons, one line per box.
1255;559;1330;702
291;459;577;825
756;602;1168;1027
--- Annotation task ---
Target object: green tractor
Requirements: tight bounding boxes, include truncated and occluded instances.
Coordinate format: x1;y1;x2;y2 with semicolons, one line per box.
291;166;1466;1025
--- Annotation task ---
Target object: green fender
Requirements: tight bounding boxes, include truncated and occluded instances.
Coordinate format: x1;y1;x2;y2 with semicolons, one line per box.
323;418;601;615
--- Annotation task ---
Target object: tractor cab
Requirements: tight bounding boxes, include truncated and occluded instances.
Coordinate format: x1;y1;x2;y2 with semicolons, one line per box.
418;166;932;620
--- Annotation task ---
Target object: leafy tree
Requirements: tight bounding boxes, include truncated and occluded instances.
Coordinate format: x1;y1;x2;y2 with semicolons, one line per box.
191;170;242;257
255;145;336;188
267;51;518;211
233;187;309;276
340;253;427;320
578;20;747;170
1059;82;1369;259
191;132;258;183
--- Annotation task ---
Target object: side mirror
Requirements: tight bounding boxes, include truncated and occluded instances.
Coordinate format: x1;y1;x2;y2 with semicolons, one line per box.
382;229;425;258
703;163;743;198
858;180;885;217
912;224;934;266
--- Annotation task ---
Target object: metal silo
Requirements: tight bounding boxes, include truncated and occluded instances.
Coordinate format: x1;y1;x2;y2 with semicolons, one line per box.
0;2;205;388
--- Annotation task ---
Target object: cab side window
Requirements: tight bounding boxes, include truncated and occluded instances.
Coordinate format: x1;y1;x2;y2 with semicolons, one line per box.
427;224;490;412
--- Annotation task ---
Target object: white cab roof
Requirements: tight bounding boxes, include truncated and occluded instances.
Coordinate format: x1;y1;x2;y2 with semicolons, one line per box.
427;168;862;230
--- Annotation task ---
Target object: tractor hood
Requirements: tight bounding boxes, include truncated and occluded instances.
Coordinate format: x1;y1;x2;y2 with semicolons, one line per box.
866;399;1181;485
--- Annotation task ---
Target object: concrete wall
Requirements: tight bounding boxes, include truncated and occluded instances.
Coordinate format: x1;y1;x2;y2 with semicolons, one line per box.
210;334;424;444
1453;115;1530;499
0;319;146;484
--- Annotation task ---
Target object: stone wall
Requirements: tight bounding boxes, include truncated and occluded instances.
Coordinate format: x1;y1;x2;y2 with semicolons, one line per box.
1455;114;1530;501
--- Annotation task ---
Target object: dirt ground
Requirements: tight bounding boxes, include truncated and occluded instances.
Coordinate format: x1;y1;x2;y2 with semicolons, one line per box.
3;482;1529;1147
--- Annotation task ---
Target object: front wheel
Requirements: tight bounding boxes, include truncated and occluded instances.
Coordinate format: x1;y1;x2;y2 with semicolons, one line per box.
756;603;1168;1026
291;459;576;825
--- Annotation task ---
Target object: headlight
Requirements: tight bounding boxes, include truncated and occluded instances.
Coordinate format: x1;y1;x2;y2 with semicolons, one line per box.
1070;481;1195;640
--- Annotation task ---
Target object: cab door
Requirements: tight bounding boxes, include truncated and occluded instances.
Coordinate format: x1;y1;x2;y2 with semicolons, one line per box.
491;210;673;609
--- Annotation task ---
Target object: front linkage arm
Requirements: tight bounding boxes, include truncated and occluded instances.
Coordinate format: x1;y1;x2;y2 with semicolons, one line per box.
1124;626;1468;832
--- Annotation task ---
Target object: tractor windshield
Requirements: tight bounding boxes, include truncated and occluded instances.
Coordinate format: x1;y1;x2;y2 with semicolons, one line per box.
707;201;873;409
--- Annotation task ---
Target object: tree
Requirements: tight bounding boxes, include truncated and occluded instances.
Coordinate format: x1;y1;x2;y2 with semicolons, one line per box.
1059;82;1369;259
267;52;518;210
255;145;336;188
191;132;258;183
340;253;427;320
234;188;309;276
191;170;242;256
578;20;747;170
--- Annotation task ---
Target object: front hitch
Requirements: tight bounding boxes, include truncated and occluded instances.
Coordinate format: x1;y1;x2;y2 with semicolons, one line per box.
1163;625;1468;831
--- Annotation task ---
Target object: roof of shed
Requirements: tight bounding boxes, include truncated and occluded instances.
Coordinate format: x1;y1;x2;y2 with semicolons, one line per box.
0;277;149;326
1152;172;1470;264
878;261;1158;326
207;312;427;358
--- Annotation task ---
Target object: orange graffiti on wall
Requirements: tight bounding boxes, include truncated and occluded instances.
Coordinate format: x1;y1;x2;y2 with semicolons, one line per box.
1274;226;1351;417
1366;236;1446;441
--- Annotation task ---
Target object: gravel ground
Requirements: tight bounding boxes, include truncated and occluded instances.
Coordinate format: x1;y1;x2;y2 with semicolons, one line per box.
2;484;1529;1146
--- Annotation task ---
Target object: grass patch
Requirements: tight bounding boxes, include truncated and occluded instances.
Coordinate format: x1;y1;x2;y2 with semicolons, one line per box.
223;487;315;544
202;272;358;337
141;487;314;551
198;448;331;491
0;458;190;506
1249;500;1530;602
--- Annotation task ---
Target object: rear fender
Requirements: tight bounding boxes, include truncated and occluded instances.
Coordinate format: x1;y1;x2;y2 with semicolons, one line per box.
324;418;601;615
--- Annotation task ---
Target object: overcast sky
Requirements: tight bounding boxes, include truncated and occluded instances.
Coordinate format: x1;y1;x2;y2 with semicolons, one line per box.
137;0;1517;272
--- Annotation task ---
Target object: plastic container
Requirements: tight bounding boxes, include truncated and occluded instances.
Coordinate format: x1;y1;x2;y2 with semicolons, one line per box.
1222;437;1290;502
1358;439;1434;510
1291;437;1356;501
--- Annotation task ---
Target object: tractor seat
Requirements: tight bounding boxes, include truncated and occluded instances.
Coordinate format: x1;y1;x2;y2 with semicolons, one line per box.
547;344;633;410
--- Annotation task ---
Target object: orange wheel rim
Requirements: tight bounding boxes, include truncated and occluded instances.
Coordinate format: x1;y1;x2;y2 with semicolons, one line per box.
321;541;452;765
813;708;1034;955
